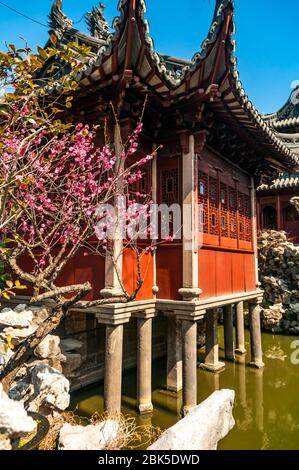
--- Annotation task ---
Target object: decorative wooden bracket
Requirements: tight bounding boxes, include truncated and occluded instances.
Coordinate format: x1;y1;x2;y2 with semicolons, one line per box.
194;130;209;154
179;131;191;154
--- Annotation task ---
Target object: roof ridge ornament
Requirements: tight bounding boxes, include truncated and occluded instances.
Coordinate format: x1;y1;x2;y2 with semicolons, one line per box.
85;3;110;40
48;0;73;31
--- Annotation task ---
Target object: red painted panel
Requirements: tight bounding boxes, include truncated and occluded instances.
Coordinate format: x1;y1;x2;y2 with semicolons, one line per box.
73;249;105;301
215;251;233;296
198;249;216;299
232;252;245;294
19;248;105;301
157;245;182;300
199;249;255;299
202;234;220;247
122;248;154;301
18;254;34;297
220;237;238;250
244;254;256;292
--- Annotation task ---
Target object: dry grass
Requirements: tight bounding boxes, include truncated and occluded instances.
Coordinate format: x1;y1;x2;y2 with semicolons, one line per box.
38;410;161;450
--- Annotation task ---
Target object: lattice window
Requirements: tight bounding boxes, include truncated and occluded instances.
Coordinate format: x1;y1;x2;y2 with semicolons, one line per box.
131;169;150;203
198;171;209;234
209;176;219;236
244;195;251;216
244;194;252;242
161;168;179;205
245;221;252;242
238;192;245;215
228;187;237;239
220;183;228;237
237;192;245;240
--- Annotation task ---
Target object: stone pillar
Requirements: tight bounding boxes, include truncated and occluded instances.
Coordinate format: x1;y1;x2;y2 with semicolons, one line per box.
178;132;203;303
224;305;235;361
137;317;153;414
200;309;225;372
249;301;264;368
167;317;182;392
104;324;124;413
235;301;246;355
181;319;198;415
100;124;124;300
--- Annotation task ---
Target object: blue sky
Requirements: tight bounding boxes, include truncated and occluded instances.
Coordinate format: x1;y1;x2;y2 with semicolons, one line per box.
0;0;298;114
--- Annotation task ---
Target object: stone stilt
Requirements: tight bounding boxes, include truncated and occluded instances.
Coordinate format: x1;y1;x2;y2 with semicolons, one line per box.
137;317;153;414
235;301;246;355
200;309;225;372
167;318;183;392
104;324;124;414
224;305;235;361
249;301;264;368
181;320;197;415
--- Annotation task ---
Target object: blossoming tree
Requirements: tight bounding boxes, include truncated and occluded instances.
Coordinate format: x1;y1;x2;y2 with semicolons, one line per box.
0;42;156;390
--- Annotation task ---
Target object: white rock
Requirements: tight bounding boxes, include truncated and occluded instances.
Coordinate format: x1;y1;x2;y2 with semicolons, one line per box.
0;384;36;438
290;303;299;314
0;341;14;371
26;364;70;413
0;434;12;450
60;338;82;353
62;353;82;377
14;304;28;313
148;390;235;451
0;309;33;328
35;335;61;359
0;324;37;344
58;420;120;450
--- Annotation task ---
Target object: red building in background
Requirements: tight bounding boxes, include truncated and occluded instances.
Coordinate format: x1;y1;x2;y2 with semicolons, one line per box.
258;88;299;242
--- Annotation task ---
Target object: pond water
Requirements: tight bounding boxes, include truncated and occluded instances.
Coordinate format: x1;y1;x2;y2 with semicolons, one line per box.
71;328;299;450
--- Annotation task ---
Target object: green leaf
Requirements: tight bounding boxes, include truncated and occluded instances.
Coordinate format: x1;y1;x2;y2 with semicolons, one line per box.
15;280;27;290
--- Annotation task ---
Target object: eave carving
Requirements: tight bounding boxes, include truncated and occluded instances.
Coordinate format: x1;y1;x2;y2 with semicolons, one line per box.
48;0;73;31
85;3;110;40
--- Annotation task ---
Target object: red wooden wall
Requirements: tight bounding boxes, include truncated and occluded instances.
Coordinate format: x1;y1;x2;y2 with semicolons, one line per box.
198;248;256;300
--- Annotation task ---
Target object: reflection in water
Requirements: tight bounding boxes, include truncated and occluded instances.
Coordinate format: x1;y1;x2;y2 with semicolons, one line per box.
71;329;299;450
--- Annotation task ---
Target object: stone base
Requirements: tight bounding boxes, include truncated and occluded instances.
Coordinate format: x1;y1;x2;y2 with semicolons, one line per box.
100;287;124;299
235;347;247;355
199;361;226;373
166;385;183;393
249;361;265;369
137;403;154;415
178;288;202;302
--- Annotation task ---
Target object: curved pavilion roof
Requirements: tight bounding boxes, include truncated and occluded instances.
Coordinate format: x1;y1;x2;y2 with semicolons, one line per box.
47;0;299;176
259;88;299;192
263;86;299;154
